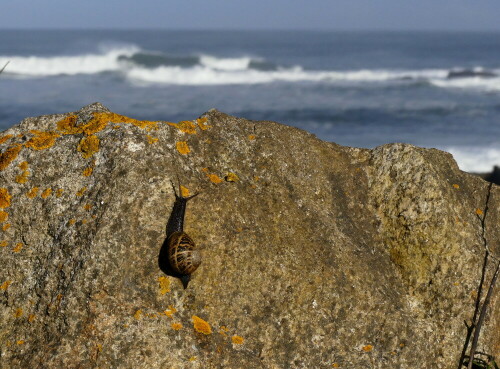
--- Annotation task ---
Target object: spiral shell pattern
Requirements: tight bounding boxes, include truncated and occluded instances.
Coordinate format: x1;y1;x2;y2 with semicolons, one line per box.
168;231;201;275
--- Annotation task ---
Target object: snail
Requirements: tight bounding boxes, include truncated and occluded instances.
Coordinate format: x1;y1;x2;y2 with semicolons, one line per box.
163;181;201;289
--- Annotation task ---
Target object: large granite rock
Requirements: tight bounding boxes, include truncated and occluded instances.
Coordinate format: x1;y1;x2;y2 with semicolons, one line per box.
0;103;499;368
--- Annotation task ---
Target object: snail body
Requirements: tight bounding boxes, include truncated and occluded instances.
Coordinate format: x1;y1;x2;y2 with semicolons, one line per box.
165;182;200;288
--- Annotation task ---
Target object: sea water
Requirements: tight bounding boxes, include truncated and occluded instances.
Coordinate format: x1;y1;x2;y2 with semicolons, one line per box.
1;30;499;172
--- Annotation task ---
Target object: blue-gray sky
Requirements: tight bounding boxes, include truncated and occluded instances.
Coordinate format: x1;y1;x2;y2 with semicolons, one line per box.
1;0;500;31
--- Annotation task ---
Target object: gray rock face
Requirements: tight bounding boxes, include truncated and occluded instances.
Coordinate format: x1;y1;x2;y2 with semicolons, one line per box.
0;103;499;368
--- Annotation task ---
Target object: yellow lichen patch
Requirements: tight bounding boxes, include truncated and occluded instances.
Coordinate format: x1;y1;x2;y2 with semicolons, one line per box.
56;189;64;197
196;117;211;130
82;167;93;177
0;188;12;208
41;188;52;199
15;170;29;184
0;211;8;223
168;121;197;134
219;326;229;336
332;363;340;368
225;172;239;182
476;208;484;216
17;340;25;345
81;115;109;136
84;204;92;211
25;131;60;150
92;112;158;131
207;173;223;184
0;134;14;145
134;309;143;320
77;135;100;159
192;315;212;335
453;184;460;189
56;115;80;134
180;185;190;197
176;141;190;155
158;276;171;295
248;134;256;140
82;219;88;225
1;280;11;290
146;135;158;144
189;357;197;362
231;335;244;344
0;144;22;171
164;305;177;318
0;240;7;247
68;219;76;225
19;161;28;171
26;187;39;199
2;223;10;231
13;243;23;253
14;308;23;318
362;345;373;352
171;322;183;330
28;314;36;323
76;187;87;197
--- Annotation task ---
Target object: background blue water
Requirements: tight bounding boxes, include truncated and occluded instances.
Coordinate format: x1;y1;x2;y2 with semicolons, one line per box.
1;30;499;171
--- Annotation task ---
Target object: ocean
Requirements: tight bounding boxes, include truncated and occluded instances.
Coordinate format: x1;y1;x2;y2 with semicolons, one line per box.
1;30;499;172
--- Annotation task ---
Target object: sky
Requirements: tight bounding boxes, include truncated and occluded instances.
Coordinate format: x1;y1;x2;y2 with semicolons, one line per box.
1;0;500;31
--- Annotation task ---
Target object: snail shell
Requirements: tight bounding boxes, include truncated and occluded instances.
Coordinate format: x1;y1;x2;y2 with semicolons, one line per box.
167;231;202;275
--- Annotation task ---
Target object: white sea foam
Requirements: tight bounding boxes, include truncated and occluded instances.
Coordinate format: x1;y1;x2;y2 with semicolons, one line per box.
445;146;500;172
0;46;139;76
430;76;500;92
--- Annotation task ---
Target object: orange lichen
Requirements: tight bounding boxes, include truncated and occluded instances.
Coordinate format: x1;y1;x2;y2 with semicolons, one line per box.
0;280;11;290
82;219;88;224
41;188;52;199
17;340;25;345
453;184;460;189
2;223;10;231
231;335;244;344
84;204;92;211
15;170;29;184
76;187;87;197
476;208;484;216
176;141;190;155
0;211;7;223
171;322;183;330
68;219;76;225
82;167;93;177
180;185;190;197
19;161;28;171
225;172;239;182
332;363;340;368
28;314;36;323
13;243;23;253
25;131;60;150
168;121;197;134
134;309;143;320
207;173;223;184
219;326;229;336
91;112;158;131
196;117;211;130
0;240;7;247
0;144;22;171
56;189;64;197
146;135;158;144
77;135;100;159
158;276;171;295
164;305;177;318
0;188;12;208
26;187;39;199
248;134;256;140
56;115;80;134
188;357;197;362
0;134;14;145
14;308;23;318
192;315;212;335
362;345;373;352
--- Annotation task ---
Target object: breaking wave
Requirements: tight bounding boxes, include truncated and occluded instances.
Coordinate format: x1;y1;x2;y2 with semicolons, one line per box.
1;45;499;90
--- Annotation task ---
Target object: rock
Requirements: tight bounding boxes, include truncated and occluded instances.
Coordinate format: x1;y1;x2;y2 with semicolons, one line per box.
447;69;497;79
0;103;499;368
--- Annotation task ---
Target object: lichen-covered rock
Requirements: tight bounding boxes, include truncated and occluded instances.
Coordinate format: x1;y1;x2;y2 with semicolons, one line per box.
0;103;499;368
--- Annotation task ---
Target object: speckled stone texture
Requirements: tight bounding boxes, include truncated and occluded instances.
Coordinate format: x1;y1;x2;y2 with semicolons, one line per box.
0;103;499;368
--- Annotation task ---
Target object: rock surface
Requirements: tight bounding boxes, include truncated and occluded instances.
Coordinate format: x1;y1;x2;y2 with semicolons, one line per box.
0;103;499;369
